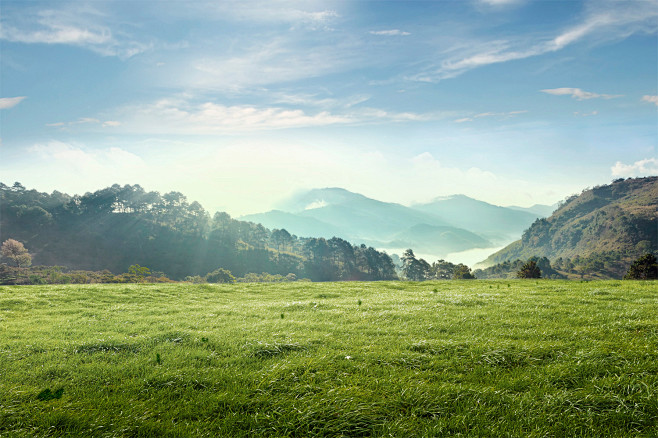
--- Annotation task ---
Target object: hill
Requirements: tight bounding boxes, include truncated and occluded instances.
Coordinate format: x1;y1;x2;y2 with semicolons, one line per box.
242;188;550;258
482;177;658;278
245;188;454;240
0;182;397;282
412;194;545;244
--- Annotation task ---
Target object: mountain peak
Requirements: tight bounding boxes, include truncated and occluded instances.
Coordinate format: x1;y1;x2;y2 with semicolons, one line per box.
277;187;371;212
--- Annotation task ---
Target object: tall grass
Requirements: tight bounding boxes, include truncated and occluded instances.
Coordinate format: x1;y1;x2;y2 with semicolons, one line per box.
0;280;656;436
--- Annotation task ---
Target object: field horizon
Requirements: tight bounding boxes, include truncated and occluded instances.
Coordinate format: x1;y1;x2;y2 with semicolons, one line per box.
1;280;656;436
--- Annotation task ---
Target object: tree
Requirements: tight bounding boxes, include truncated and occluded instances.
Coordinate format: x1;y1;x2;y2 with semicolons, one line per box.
206;268;236;283
1;239;32;268
401;249;430;281
127;264;151;282
431;259;457;280
624;253;658;280
453;264;475;279
517;260;541;279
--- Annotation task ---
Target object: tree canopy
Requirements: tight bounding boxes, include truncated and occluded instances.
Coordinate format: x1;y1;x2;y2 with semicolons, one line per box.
624;253;658;280
1;239;31;268
517;260;542;279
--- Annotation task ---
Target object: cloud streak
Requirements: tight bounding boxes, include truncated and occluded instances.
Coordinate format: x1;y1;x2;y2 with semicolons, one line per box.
0;96;26;109
642;95;658;106
413;0;658;82
541;88;622;100
369;29;410;36
454;110;527;123
110;97;455;134
0;6;152;59
46;117;121;128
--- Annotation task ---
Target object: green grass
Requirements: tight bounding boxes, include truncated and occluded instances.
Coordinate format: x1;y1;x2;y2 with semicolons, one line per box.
1;280;657;437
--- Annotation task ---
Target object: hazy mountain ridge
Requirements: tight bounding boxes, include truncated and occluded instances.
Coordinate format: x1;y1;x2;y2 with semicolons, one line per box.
482;177;658;276
241;188;552;257
412;194;544;244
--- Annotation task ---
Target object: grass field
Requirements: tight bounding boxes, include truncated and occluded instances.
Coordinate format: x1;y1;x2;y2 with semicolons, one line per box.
1;280;657;437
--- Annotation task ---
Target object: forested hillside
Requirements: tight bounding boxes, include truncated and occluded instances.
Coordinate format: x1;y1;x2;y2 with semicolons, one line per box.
0;182;397;281
482;177;658;278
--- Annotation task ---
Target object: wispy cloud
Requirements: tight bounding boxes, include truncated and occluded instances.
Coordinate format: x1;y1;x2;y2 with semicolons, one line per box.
184;36;362;91
369;30;410;36
541;88;622;100
109;95;455;134
574;110;598;117
611;158;658;177
0;6;151;59
119;99;351;133
413;0;658;82
642;95;658;106
479;0;522;5
0;96;26;109
189;1;340;31
454;110;527;123
46;117;121;128
30;141;144;174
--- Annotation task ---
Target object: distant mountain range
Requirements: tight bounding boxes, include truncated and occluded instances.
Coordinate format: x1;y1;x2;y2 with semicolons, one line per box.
482;177;658;277
241;188;555;258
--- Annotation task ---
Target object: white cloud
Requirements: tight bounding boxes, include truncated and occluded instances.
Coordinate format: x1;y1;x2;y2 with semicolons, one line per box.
120;99;351;133
415;0;658;81
642;95;658;106
0;96;26;109
46;117;121;129
109;96;454;134
453;110;527;123
541;88;622;100
611;158;658;177
0;7;151;59
369;30;411;36
185;37;360;91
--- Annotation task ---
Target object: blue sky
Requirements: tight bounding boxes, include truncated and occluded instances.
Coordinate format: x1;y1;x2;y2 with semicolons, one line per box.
1;0;656;216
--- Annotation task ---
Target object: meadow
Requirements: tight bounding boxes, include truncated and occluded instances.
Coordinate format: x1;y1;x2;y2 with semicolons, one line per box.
0;280;656;437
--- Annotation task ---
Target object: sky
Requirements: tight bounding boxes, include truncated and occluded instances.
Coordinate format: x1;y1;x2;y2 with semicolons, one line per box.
1;0;657;216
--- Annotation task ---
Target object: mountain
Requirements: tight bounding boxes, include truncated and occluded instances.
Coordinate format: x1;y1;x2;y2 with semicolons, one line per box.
242;188;556;259
481;177;658;278
244;188;451;239
390;223;491;254
412;194;544;244
241;188;490;255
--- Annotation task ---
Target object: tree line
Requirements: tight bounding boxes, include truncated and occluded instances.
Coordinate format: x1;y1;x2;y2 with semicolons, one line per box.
0;182;397;282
